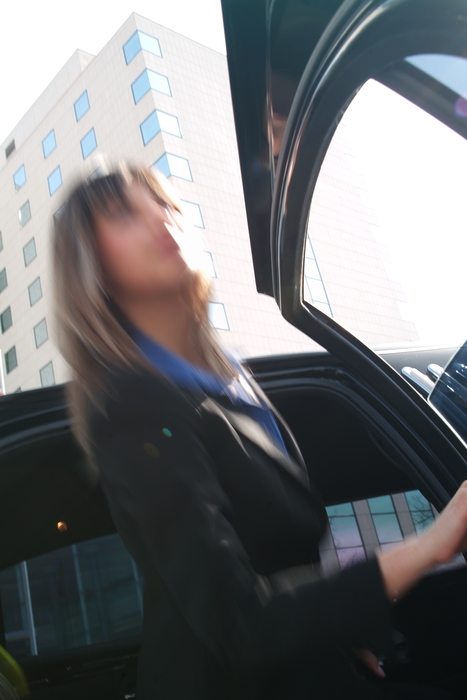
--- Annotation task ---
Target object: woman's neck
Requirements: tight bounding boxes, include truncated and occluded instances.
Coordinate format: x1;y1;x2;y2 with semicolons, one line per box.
117;294;204;366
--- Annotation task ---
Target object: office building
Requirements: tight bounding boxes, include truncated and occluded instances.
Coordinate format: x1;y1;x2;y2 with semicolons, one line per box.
0;13;417;393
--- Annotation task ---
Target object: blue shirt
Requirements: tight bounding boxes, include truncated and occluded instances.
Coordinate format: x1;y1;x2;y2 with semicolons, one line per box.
132;327;288;455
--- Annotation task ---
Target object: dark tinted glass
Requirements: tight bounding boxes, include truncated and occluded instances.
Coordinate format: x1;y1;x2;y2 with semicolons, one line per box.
5;346;17;373
0;533;143;659
0;268;7;293
430;343;467;445
0;306;12;333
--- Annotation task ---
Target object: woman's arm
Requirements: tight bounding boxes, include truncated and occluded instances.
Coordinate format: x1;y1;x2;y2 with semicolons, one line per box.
378;481;467;603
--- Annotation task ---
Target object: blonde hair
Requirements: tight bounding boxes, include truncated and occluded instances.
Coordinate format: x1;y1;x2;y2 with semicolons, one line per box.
53;163;236;461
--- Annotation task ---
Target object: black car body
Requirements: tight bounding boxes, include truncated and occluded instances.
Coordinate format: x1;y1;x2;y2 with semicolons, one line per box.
2;0;467;697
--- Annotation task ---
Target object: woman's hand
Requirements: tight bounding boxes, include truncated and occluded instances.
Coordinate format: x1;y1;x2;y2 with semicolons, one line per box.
377;481;467;603
418;480;467;564
353;649;386;678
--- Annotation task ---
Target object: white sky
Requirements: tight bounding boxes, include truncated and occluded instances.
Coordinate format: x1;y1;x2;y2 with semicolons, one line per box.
0;0;225;145
340;80;467;346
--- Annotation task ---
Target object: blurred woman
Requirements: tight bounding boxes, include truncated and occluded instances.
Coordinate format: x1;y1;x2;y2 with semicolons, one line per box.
53;163;463;699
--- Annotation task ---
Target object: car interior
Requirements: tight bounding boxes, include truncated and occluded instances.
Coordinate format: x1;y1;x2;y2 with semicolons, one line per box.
2;352;467;698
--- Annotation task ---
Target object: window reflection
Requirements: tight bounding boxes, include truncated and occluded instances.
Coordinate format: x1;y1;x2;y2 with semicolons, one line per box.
153;153;192;181
140;110;181;145
0;534;143;658
405;54;467;104
80;129;97;159
322;490;444;570
132;70;171;103
181;200;204;228
42;130;56;159
74;90;90;121
123;30;162;64
208;302;229;330
325;502;364;569
405;490;435;533
13;165;26;191
18;201;31;228
23;238;37;267
39;361;55;387
47;166;62;196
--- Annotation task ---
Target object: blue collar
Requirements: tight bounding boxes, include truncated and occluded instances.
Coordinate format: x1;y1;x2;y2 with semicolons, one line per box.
131;326;260;406
131;326;288;455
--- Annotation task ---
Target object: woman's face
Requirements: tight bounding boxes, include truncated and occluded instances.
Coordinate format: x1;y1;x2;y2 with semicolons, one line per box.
94;180;190;303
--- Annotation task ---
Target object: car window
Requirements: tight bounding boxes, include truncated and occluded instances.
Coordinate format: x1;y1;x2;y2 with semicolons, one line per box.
0;533;143;659
304;61;467;348
319;489;464;575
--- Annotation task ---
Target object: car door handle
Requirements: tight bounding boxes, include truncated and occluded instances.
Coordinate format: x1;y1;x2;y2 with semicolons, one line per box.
401;366;435;397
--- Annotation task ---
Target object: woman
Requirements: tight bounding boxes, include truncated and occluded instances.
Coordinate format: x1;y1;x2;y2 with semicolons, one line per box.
53;163;465;699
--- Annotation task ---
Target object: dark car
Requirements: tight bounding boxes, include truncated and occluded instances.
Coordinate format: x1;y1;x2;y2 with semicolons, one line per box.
2;0;467;697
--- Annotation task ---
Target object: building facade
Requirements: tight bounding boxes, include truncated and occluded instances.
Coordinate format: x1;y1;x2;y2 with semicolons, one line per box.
0;13;417;394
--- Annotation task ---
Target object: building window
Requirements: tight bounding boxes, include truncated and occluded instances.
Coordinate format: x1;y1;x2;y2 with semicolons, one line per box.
0;269;7;294
202;251;216;278
303;235;332;317
5;140;15;159
405;490;435;534
0;307;12;334
326;502;366;569
23;238;37;267
181;200;204;228
28;277;42;306
81;128;97;159
40;361;55;387
42;129;56;159
5;347;17;374
13;165;26;191
47;166;63;196
140;110;181;145
367;495;403;552
131;69;171;103
34;318;48;348
74;90;90;121
153;153;192;181
208;302;229;330
123;30;162;64
19;200;31;228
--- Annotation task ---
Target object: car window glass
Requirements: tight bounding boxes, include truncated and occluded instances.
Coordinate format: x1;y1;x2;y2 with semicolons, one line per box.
305;60;467;348
0;533;143;659
319;489;465;575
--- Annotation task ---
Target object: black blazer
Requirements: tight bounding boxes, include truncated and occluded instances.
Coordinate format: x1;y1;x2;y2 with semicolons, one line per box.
89;366;392;699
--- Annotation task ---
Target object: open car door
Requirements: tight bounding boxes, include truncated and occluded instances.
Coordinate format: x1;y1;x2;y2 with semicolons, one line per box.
222;0;467;689
222;0;467;504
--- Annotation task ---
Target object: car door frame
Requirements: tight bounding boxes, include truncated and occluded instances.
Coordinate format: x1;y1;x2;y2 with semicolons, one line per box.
223;0;467;505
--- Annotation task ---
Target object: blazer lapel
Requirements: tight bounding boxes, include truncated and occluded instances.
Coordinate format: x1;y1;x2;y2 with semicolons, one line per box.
243;374;308;471
202;397;310;489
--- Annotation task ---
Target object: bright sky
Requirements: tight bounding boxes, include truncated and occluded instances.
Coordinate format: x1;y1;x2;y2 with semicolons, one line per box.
340;80;467;346
0;0;225;145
